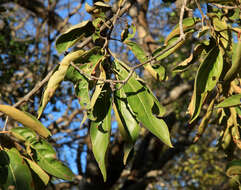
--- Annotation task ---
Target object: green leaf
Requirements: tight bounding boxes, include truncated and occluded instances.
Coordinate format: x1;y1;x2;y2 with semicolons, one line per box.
0;105;51;138
121;24;136;42
38;50;85;118
1;148;33;190
10;127;37;142
125;41;166;81
65;66;91;109
115;61;172;147
90;85;112;181
153;35;186;62
24;158;50;185
223;40;241;82
189;47;223;123
173;43;206;72
226;160;241;177
88;63;107;120
31;139;75;181
114;87;140;164
165;17;200;45
55;21;95;54
216;94;241;108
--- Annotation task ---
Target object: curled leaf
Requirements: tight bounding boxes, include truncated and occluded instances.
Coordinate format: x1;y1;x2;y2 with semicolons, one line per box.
38;50;84;118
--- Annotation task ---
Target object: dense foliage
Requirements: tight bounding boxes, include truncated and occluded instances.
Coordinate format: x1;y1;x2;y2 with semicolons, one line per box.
0;0;241;189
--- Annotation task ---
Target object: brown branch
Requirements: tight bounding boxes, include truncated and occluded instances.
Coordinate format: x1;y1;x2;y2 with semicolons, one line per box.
179;0;188;40
0;66;56;117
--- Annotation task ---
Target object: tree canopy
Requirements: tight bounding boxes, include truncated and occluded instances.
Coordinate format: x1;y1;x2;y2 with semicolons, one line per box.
0;0;241;189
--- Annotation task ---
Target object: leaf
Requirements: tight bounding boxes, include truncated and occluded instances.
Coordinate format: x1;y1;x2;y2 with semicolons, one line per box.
216;94;241;108
10;127;37;142
1;148;33;190
65;66;91;109
115;61;172;147
88;63;107;120
94;1;111;8
173;43;206;72
153;35;187;62
121;24;136;42
226;160;241;177
165;17;200;45
212;16;229;50
125;41;166;81
24;158;50;185
113;87;140;164
38;50;84;118
189;47;223;123
90;85;112;181
223;40;241;82
10;127;74;181
55;21;95;54
31;139;75;181
0;105;50;138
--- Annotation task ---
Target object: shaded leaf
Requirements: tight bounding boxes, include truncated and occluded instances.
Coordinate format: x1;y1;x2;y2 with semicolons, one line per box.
55;21;95;54
173;43;206;72
10;127;37;142
88;63;106;120
0;105;50;138
216;94;241;108
90;84;112;181
114;87;140;164
189;47;223;123
1;148;33;190
226;160;241;177
115;61;172;147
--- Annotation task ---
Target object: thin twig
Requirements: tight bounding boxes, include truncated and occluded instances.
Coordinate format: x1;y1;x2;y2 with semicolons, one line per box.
195;0;206;28
0;66;56;117
70;61;123;84
211;3;238;10
179;0;188;40
2;116;9;131
110;36;184;90
76;1;132;50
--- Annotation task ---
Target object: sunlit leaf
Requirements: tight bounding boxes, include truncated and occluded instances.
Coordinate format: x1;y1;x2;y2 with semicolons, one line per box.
165;17;200;45
115;61;172;147
125;41;166;81
216;94;241;108
0;105;50;138
189;47;223;123
1;148;33;190
24;158;50;185
55;21;95;54
38;50;84;118
223;40;241;82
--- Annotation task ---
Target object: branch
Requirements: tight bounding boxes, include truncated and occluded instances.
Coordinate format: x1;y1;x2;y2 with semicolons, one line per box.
0;66;56;117
76;1;132;50
179;0;188;40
